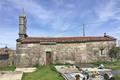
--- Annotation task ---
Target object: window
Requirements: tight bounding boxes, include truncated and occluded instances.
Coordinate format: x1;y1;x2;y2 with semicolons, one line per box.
100;48;104;55
99;48;107;56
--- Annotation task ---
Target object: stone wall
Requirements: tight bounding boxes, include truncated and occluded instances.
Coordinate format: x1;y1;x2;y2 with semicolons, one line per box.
0;49;15;67
0;60;9;67
86;41;116;62
15;41;116;67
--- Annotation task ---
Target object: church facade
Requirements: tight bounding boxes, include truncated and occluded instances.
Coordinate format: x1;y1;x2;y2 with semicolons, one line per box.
15;14;116;67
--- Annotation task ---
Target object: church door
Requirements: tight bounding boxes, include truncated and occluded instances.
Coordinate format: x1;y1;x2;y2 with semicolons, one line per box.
46;52;52;65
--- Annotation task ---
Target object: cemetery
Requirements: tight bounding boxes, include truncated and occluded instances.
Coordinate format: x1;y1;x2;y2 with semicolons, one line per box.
0;62;120;80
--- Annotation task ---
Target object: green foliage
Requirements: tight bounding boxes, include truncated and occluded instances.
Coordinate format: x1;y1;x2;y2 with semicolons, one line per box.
33;64;43;69
90;61;113;66
108;47;120;61
0;65;16;71
91;60;120;70
22;65;64;80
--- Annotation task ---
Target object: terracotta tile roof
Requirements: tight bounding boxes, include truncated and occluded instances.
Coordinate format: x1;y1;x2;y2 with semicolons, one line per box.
20;35;116;44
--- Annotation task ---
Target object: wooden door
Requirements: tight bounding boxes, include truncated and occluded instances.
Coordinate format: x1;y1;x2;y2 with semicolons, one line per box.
46;52;52;65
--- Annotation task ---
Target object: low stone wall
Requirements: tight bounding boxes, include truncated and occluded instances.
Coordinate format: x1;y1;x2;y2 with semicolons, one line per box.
0;57;14;67
0;60;9;67
0;48;15;67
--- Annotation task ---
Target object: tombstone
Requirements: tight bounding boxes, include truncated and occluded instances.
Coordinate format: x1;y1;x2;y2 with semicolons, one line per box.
104;74;109;80
103;72;113;80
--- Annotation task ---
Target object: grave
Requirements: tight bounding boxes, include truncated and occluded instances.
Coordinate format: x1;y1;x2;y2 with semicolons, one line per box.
55;65;113;80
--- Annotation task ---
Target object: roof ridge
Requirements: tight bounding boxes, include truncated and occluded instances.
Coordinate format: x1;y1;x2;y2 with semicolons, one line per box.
20;35;116;43
27;36;104;38
104;35;116;40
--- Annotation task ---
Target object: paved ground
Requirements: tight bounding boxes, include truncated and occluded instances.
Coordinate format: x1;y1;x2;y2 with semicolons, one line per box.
0;68;36;80
15;68;36;73
0;71;23;80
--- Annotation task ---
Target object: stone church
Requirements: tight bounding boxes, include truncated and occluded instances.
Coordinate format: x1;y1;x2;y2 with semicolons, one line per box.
15;14;116;67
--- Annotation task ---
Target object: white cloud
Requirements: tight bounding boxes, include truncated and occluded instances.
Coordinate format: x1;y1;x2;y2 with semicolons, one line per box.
109;26;120;35
95;0;120;22
7;0;52;21
86;0;120;36
0;23;18;49
6;0;72;32
0;0;120;49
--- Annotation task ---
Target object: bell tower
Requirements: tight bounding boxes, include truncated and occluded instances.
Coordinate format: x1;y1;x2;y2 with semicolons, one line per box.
19;10;27;39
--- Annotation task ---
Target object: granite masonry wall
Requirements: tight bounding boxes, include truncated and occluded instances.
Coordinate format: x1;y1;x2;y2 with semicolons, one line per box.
15;41;116;67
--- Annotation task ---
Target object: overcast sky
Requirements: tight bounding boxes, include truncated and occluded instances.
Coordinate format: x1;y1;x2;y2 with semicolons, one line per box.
0;0;120;49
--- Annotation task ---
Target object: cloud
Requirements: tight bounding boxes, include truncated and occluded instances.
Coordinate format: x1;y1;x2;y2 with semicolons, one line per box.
4;0;96;34
0;23;18;49
95;0;120;22
6;0;52;21
85;0;120;36
109;26;120;35
6;0;73;32
0;0;120;49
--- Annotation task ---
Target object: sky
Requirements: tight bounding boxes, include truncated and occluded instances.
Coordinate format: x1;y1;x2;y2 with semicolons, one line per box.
0;0;120;49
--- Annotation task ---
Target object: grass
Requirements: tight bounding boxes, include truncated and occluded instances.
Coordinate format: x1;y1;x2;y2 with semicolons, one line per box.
22;65;64;80
90;60;120;70
0;64;119;80
114;75;120;80
0;65;16;71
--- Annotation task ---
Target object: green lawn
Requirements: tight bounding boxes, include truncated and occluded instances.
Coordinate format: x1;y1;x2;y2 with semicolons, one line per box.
0;65;16;71
90;60;120;70
0;62;120;80
114;75;120;80
22;65;64;80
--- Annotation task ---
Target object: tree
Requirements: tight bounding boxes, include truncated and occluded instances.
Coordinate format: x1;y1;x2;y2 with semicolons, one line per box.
108;47;120;61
